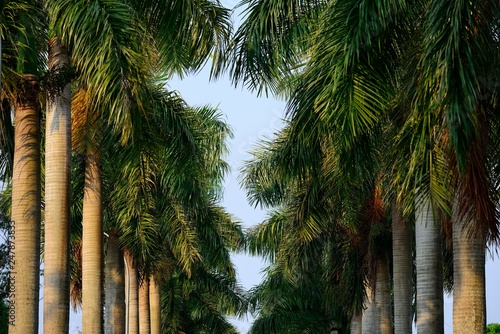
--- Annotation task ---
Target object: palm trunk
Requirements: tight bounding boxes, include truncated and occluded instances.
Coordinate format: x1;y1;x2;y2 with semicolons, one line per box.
350;313;362;334
82;151;103;333
139;275;151;334
105;228;125;334
9;74;41;334
149;276;161;334
453;210;486;333
125;249;139;334
392;205;412;334
415;197;443;333
361;284;375;334
374;255;392;334
43;36;71;334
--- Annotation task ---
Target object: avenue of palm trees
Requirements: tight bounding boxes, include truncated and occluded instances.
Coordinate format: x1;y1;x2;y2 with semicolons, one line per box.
1;0;499;333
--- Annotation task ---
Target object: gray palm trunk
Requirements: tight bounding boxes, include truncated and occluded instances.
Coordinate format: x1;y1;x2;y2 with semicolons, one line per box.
82;151;104;333
392;206;413;334
361;284;375;333
105;228;125;334
361;255;392;334
350;313;362;334
125;249;139;334
415;197;443;333
149;276;161;334
139;275;151;334
43;36;71;334
9;74;41;334
452;208;486;333
374;255;392;334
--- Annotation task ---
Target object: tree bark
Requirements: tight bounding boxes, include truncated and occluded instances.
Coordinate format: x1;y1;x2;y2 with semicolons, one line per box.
9;74;41;334
125;249;139;334
149;276;161;334
139;275;151;334
105;228;125;334
392;205;413;334
415;197;443;333
453;208;486;334
350;313;362;334
374;255;392;334
361;284;375;334
82;151;104;333
43;36;71;334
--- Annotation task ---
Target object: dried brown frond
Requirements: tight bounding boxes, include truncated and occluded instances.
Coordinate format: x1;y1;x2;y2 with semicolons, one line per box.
456;109;499;242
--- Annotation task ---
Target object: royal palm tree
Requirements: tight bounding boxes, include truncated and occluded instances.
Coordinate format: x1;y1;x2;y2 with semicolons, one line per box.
4;2;44;332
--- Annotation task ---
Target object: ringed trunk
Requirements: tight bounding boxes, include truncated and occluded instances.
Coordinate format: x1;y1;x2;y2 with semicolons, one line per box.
43;36;71;334
105;228;125;334
415;197;443;333
392;205;413;334
9;74;41;334
149;276;161;334
125;249;139;334
452;209;486;333
361;284;375;334
139;275;151;334
82;151;103;333
374;255;392;334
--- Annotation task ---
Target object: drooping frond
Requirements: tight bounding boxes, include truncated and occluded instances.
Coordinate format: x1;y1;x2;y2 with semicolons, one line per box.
131;0;233;77
226;0;325;95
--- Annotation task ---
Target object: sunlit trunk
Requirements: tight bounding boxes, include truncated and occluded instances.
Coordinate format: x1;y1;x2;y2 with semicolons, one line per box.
453;207;486;333
125;249;139;334
392;205;412;334
415;197;443;333
43;36;71;334
361;284;375;334
149;275;161;334
105;228;125;334
82;151;103;333
139;275;151;334
9;74;41;334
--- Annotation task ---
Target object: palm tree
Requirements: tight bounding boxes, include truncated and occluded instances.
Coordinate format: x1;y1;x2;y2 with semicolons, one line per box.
43;36;72;334
7;3;44;332
104;227;126;334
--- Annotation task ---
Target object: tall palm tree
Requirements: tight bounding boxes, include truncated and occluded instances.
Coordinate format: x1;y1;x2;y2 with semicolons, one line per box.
43;36;72;334
7;2;44;332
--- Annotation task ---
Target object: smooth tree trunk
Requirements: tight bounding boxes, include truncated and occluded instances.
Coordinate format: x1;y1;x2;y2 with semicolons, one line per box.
392;206;413;334
9;74;41;334
125;249;139;334
105;229;125;334
361;284;375;334
415;197;443;333
82;151;104;333
149;276;161;334
139;275;151;334
453;210;486;333
43;36;71;334
350;313;362;334
374;255;392;334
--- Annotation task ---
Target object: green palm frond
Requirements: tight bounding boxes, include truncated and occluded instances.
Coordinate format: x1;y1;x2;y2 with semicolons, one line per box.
226;0;325;95
49;0;155;143
132;0;232;77
418;0;500;171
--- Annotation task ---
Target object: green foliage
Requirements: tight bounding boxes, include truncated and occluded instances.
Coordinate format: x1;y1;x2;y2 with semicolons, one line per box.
487;323;500;334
